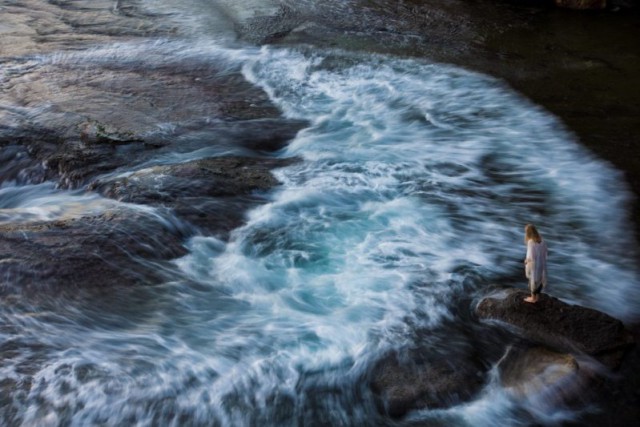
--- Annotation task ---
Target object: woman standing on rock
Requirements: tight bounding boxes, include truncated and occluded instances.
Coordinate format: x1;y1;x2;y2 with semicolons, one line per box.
524;224;547;303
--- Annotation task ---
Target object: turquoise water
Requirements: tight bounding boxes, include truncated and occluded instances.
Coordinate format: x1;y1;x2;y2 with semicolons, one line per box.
1;1;639;426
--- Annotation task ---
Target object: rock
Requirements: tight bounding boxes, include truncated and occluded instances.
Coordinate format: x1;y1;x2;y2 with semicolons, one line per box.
92;156;297;201
208;118;307;153
476;289;635;369
89;156;299;236
1;116;305;190
79;119;143;145
1;123;158;188
370;348;485;418
498;346;581;401
42;140;142;189
555;0;608;9
0;144;47;185
0;209;188;294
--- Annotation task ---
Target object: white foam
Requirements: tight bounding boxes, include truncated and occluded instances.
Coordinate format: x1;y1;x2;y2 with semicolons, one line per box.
0;182;119;224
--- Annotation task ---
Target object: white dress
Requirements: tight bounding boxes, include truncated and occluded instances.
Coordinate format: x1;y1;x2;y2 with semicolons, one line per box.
525;239;548;291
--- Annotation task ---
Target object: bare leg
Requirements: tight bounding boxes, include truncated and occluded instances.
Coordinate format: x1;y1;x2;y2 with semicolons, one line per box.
524;294;537;303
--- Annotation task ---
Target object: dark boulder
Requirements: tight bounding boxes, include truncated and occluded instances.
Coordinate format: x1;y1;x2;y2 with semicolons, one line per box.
475;289;635;369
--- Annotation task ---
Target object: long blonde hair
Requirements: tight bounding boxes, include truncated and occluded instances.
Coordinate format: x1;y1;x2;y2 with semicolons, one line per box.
525;224;542;244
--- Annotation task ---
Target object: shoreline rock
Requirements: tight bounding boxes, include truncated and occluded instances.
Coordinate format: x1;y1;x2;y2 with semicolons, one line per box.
475;289;636;370
473;289;638;421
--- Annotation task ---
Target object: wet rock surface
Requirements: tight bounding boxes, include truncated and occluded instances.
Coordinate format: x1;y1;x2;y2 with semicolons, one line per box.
0;0;173;56
370;325;488;419
371;286;636;420
476;289;636;369
498;345;582;400
370;347;485;418
554;0;607;9
473;290;638;423
93;156;296;201
0;1;308;307
569;324;640;427
0;209;188;294
90;156;299;235
1;117;305;189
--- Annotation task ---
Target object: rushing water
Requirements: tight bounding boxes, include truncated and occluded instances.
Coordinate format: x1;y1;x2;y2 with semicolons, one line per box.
1;1;639;426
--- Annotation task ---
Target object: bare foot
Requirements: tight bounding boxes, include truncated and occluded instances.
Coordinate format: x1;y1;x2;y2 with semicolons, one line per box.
523;296;537;303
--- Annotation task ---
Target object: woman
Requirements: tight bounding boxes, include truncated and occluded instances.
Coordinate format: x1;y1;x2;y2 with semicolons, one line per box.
523;224;547;303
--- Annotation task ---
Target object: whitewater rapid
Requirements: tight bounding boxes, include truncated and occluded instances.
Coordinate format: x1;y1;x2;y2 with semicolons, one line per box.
1;15;638;427
181;44;640;424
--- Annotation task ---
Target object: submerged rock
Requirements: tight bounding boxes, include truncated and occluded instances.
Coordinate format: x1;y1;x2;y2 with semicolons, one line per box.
91;156;297;201
498;345;583;404
370;348;485;418
0;209;188;294
89;156;299;236
476;289;635;369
